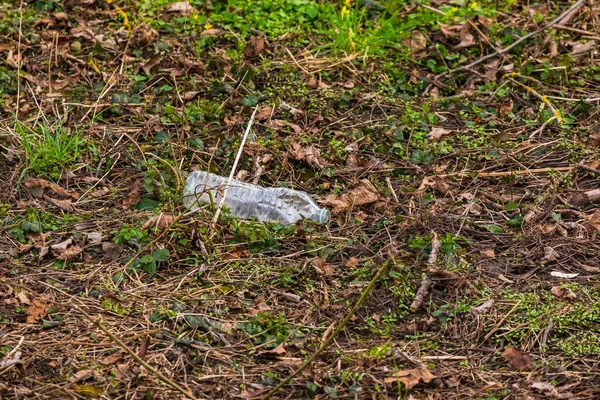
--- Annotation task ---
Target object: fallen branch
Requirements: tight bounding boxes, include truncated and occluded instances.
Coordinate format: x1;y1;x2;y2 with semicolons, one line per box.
437;166;573;179
263;258;394;400
437;0;587;78
410;232;440;312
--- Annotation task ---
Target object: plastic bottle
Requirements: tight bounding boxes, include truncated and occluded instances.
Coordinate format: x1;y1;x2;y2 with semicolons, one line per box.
183;171;329;225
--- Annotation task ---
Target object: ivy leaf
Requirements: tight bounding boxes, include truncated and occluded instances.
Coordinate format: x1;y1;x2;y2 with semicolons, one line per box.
153;249;170;262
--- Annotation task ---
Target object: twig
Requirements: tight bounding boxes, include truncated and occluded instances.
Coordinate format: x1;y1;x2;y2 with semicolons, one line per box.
437;166;573;179
210;105;259;228
529;116;556;139
578;162;600;176
438;0;587;77
73;305;197;400
410;232;440;312
263;258;394;400
483;300;522;342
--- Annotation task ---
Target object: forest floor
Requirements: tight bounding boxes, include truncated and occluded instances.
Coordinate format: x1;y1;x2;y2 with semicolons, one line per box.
2;0;600;399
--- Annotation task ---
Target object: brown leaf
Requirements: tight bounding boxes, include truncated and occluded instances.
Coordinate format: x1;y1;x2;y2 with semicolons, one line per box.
165;1;194;15
501;347;534;370
100;351;123;365
400;31;427;54
141;54;161;76
23;178;79;199
345;257;359;268
324;179;379;213
102;242;123;262
68;369;94;383
182;91;199;100
269;119;302;134
141;214;176;230
133;23;159;47
43;195;73;211
256;105;274;121
384;366;436;389
580;264;599;273
551;285;577;300
470;299;494;316
542;246;559;262
121;179;141;209
289;140;327;170
201;28;226;37
590;132;600;146
55;245;83;260
480;249;495;258
26;296;51;323
427;127;452;140
244;35;265;58
585;209;600;231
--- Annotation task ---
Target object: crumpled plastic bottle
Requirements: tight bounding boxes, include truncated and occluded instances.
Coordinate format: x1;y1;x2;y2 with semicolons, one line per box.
183;171;329;225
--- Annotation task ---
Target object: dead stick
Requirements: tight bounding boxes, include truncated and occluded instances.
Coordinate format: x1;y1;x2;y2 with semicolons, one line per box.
437;166;573;179
74;305;197;400
438;0;586;77
263;258;394;400
410;232;440;312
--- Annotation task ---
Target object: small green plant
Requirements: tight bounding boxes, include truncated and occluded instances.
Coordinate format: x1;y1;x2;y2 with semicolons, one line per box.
132;249;170;277
17;120;84;180
241;312;289;349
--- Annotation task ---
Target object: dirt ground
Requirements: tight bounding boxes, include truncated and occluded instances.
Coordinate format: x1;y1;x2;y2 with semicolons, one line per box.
2;0;600;399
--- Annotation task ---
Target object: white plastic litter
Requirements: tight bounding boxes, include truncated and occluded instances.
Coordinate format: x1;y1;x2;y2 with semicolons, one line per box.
184;171;329;225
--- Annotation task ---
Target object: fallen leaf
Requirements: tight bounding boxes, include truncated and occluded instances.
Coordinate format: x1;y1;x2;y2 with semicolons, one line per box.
23;178;79;199
261;343;286;356
244;35;265;58
427;127;452;140
54;245;83;260
400;31;427;54
345;257;359;268
133;23;158;47
102;242;123;262
542;246;558;262
182;91;199;100
501;347;534;370
165;1;194;15
471;299;494;316
141;54;161;76
571;40;595;56
384;366;436;389
43;195;73;211
269;119;302;134
201;28;226;37
480;249;495;258
551;286;577;300
324;179;379;213
100;351;123;365
27;296;52;323
87;232;102;245
256;105;274;121
121;179;141;209
530;381;556;392
289;140;327;170
550;271;579;279
142;214;176;230
68;369;94;383
0;351;21;369
16;291;30;305
580;264;599;273
51;238;73;253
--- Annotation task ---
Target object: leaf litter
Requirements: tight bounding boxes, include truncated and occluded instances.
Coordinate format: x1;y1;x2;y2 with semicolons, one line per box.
2;0;600;399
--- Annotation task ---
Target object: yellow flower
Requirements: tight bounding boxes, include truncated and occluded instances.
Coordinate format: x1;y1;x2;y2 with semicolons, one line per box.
193;14;199;20
344;0;351;5
451;7;458;12
204;22;213;30
470;2;477;10
341;6;349;16
106;0;113;3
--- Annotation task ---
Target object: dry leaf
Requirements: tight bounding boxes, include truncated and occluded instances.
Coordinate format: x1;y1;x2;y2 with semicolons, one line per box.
141;54;161;75
201;29;226;37
27;296;51;323
289;140;327;170
313;257;334;276
23;178;79;199
100;351;123;365
133;23;158;47
142;214;176;230
87;232;102;245
102;242;123;262
43;195;73;211
0;351;21;369
269;119;302;134
580;264;599;273
531;381;556;392
69;369;94;383
54;245;83;260
324;179;379;213
551;286;577;300
345;257;359;268
121;179;141;209
542;246;559;262
471;299;494;316
571;40;595;56
480;249;495;258
256;105;274;121
501;347;534;370
165;1;194;15
244;35;265;58
427;127;452;140
384;366;436;389
51;238;73;253
400;31;427;54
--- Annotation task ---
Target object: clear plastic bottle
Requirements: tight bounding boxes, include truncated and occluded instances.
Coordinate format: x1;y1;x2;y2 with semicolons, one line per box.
183;171;329;225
